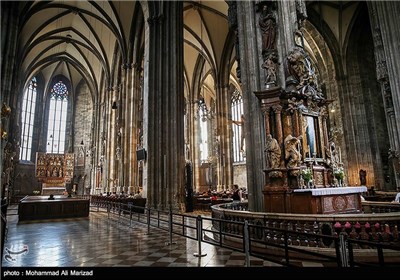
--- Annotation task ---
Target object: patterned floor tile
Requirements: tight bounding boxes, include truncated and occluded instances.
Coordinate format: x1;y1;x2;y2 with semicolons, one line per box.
2;206;287;268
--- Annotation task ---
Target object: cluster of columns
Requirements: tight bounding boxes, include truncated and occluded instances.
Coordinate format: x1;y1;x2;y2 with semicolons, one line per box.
368;1;400;190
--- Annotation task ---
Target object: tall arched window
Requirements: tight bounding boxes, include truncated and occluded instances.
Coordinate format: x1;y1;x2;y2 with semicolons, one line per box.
46;81;68;154
231;87;244;162
198;98;209;162
19;77;38;161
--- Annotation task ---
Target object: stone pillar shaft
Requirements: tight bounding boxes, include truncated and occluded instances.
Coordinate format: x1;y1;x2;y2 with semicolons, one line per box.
144;2;184;210
368;1;400;189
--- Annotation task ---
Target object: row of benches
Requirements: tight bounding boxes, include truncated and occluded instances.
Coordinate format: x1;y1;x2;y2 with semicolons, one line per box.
90;195;146;213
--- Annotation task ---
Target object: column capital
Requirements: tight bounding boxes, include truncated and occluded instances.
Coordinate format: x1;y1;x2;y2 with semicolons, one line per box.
261;105;271;115
272;105;282;114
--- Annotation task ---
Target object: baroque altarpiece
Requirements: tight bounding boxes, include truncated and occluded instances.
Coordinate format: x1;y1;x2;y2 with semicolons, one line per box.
255;46;364;214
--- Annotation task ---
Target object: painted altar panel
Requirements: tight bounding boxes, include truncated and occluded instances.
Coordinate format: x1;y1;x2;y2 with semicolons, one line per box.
35;152;75;184
301;114;323;160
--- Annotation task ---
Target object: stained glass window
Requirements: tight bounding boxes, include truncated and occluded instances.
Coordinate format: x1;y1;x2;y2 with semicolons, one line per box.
46;81;68;154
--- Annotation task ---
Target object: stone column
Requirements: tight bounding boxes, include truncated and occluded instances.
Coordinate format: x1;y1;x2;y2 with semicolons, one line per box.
192;103;201;193
144;2;184;210
118;65;127;193
131;65;142;194
108;86;119;193
1;3;20;200
276;0;303;86
215;84;233;191
321;108;329;153
293;109;300;137
122;63;132;193
262;106;271;136
236;1;265;212
368;2;400;190
273;105;283;146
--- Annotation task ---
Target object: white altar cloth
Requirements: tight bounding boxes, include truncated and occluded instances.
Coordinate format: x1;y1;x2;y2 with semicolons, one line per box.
293;186;367;196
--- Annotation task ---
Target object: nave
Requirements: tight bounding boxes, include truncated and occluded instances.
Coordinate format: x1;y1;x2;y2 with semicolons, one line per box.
2;207;288;268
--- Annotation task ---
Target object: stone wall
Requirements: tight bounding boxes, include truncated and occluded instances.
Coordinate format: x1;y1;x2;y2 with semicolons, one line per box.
233;163;247;190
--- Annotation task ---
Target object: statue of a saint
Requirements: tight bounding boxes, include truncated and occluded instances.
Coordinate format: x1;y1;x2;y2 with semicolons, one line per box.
284;135;302;169
259;5;276;52
265;134;281;169
326;141;339;169
232;114;246;153
262;53;278;86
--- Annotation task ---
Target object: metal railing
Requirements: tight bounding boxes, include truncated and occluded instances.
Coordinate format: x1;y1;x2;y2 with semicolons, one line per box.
89;197;400;267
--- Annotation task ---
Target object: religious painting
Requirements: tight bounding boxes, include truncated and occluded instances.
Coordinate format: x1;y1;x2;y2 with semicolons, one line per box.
302;115;322;159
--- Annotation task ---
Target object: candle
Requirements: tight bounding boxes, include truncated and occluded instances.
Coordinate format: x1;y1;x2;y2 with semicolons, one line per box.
308;145;311;158
339;147;342;163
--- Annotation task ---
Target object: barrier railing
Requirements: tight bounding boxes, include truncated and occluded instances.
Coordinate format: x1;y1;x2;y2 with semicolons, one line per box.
89;196;400;267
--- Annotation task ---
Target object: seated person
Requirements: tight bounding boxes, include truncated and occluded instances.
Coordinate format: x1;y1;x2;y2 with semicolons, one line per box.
231;184;242;201
133;190;142;199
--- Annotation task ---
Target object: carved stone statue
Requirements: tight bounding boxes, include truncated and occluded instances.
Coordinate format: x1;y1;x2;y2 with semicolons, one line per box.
259;5;277;52
232;114;245;152
284;134;302;169
262;52;278;86
325;141;339;169
284;47;323;100
265;134;281;169
285;48;307;89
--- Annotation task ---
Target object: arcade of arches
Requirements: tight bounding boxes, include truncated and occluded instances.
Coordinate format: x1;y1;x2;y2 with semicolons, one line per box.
1;1;400;213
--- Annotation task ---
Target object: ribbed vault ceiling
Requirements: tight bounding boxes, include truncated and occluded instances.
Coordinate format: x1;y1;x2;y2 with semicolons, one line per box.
17;0;235;105
16;1;357;105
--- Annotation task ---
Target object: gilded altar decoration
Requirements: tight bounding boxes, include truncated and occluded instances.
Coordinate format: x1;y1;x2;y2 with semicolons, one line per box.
1;103;11;118
1;128;7;139
35;152;74;184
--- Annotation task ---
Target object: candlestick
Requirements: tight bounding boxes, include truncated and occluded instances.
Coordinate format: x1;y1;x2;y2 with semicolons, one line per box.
308;145;311;158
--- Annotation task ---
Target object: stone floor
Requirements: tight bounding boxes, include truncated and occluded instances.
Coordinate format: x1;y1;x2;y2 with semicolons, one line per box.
2;206;285;268
2;205;394;277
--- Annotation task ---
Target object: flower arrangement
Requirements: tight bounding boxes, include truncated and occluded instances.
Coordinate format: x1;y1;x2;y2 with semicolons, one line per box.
301;168;313;182
334;167;345;180
32;190;40;195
